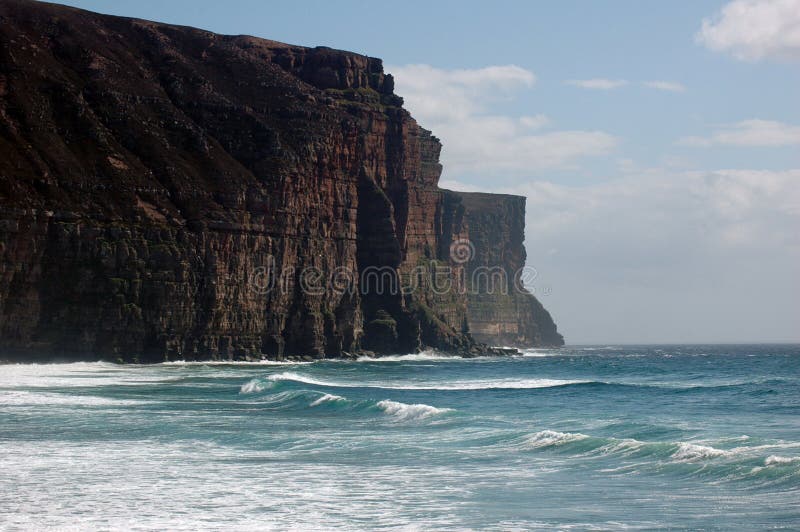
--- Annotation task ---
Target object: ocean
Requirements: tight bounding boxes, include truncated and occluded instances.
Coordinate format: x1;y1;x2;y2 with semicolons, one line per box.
1;344;798;530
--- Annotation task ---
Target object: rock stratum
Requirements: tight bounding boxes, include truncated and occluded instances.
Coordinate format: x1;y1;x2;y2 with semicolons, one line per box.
0;0;563;362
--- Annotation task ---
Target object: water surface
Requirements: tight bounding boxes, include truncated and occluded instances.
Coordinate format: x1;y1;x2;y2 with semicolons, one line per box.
1;345;798;529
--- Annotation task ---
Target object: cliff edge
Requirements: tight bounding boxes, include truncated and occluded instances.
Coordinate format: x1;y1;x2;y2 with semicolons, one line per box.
0;0;562;361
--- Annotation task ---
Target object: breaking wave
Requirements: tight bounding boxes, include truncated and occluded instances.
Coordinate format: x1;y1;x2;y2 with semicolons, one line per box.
254;371;589;391
524;430;590;448
238;379;452;422
243;371;782;394
240;379;267;394
511;429;800;482
765;455;800;466
309;393;346;407
671;442;732;461
356;350;469;362
376;399;452;421
162;359;311;366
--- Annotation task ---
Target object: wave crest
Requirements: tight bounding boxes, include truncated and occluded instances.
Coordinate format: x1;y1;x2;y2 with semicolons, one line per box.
524;430;589;449
309;393;346;407
239;379;267;394
376;400;452;421
765;455;800;466
257;371;587;391
671;443;732;462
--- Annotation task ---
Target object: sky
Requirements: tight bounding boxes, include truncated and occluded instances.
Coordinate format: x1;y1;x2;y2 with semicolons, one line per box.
55;0;800;344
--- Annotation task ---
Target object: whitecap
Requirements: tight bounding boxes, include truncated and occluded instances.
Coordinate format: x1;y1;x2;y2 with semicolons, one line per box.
309;393;346;407
160;359;311;366
267;372;334;387
262;371;587;391
376;399;452;421
595;438;646;455
671;442;731;461
356;351;464;362
415;378;587;390
239;379;267;394
524;430;589;448
765;455;800;466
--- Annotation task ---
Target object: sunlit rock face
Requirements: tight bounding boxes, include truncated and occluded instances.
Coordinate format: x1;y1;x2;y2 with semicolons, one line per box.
0;0;561;361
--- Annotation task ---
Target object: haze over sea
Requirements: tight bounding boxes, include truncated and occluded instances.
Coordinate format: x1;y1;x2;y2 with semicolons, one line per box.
1;344;799;530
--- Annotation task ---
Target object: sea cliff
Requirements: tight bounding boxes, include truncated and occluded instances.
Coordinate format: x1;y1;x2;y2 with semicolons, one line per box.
0;0;562;361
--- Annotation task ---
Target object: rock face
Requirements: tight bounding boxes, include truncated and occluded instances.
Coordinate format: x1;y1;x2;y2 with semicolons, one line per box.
443;192;564;347
0;0;562;361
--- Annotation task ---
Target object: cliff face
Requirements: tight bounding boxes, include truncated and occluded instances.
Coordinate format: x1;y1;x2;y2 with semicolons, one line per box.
443;192;564;348
0;0;561;361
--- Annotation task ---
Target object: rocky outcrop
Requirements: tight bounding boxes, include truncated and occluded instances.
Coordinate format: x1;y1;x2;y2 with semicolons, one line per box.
442;192;564;347
0;0;561;361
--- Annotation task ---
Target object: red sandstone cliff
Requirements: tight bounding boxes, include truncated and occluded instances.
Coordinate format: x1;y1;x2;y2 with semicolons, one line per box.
0;0;561;361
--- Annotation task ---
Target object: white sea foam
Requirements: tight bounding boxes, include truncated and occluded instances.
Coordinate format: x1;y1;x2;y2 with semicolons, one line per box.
309;393;346;407
729;441;800;452
239;379;267;394
520;348;566;358
671;442;732;461
376;400;452;421
765;455;800;466
161;359;311;366
0;390;147;407
524;430;589;448
356;350;466;362
263;371;587;391
0;362;179;388
419;378;587;390
595;438;646;455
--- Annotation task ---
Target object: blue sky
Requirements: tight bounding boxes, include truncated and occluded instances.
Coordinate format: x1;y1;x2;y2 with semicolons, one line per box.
56;0;800;343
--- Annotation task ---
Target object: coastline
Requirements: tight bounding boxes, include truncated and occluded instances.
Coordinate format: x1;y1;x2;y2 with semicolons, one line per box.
0;345;530;365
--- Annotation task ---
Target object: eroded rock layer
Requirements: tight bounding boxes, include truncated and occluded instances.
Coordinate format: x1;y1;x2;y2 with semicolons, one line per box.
443;192;564;348
0;0;561;361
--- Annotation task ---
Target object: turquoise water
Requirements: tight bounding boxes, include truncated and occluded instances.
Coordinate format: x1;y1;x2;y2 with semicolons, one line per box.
1;345;799;530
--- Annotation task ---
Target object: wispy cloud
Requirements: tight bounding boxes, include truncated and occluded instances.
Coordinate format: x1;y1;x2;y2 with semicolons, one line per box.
696;0;800;61
565;78;628;90
388;64;535;123
679;119;800;147
389;64;617;177
643;80;686;92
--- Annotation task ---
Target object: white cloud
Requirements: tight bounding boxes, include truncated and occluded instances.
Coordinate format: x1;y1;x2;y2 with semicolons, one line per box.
389;64;617;177
679;119;800;147
696;0;800;61
565;78;628;90
388;64;535;122
643;80;686;92
432;120;616;174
